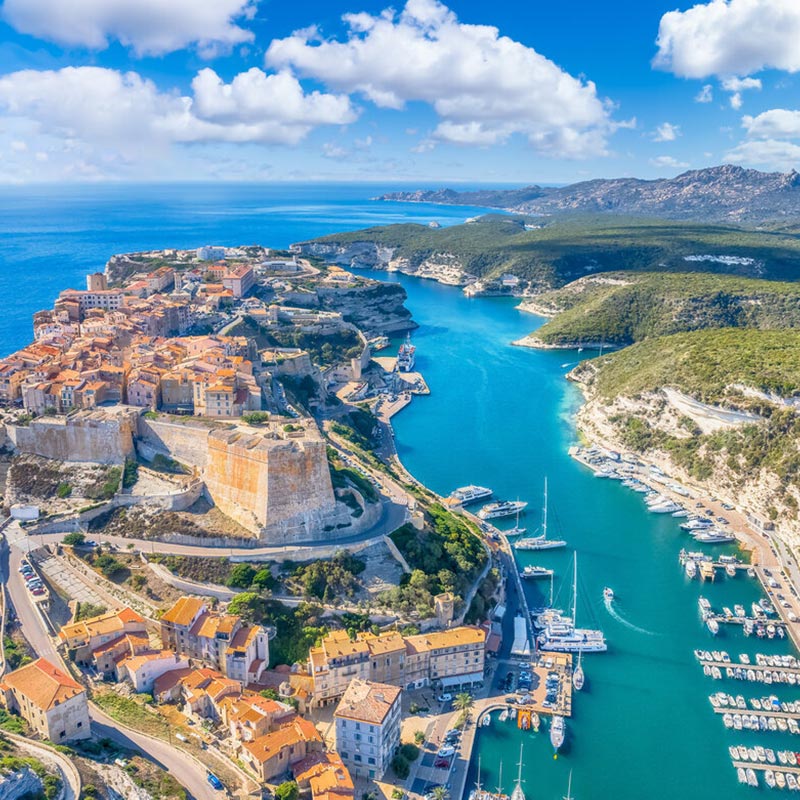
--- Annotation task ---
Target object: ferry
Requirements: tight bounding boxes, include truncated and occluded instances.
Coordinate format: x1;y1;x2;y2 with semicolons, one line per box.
550;715;565;751
449;485;492;507
514;478;566;550
396;333;416;372
520;565;554;580
479;500;527;520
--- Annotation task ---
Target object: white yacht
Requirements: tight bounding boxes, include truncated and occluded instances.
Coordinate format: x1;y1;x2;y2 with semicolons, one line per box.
693;529;736;544
550;715;565;751
449;485;492;507
514;479;566;550
479;500;527;520
520;565;554;579
537;555;607;653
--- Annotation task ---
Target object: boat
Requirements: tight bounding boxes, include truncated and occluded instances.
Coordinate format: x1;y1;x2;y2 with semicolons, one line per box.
766;771;776;789
482;714;491;727
449;485;492;507
537;555;607;653
550;715;565;751
499;709;509;722
685;559;697;578
737;768;746;785
514;479;566;550
707;618;720;636
506;505;527;537
368;335;390;351
648;500;683;514
479;500;528;520
681;518;713;531
776;772;786;790
572;651;585;691
396;333;415;372
603;587;614;602
734;605;746;618
562;771;574;800
693;530;736;544
726;564;737;578
520;565;554;580
510;744;525;800
746;768;758;787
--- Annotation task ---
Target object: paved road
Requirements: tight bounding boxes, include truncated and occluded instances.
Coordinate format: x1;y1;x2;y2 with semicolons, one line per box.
1;531;224;800
14;498;406;561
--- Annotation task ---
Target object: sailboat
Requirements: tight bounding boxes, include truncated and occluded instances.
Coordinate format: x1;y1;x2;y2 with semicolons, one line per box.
514;478;567;550
506;505;527;537
563;771;574;800
510;744;525;800
537;554;607;652
572;650;585;691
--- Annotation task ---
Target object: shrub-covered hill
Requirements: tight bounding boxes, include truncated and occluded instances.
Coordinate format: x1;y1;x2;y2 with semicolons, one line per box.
529;272;800;347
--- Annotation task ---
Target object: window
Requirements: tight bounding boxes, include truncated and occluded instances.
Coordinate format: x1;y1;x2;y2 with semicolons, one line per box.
368;757;376;765
354;755;362;762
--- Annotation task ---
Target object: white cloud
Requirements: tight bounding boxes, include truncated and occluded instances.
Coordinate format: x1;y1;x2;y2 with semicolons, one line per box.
654;0;800;79
266;0;615;158
653;122;680;142
721;76;762;92
0;66;357;157
649;155;690;169
695;84;714;103
9;139;27;152
724;138;800;169
2;0;257;56
742;108;800;139
321;142;348;159
729;93;743;110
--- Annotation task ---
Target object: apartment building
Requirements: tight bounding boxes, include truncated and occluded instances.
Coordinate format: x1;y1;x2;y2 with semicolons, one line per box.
308;626;485;705
334;679;401;780
58;607;147;670
241;717;323;783
0;658;90;742
222;264;255;298
160;597;269;683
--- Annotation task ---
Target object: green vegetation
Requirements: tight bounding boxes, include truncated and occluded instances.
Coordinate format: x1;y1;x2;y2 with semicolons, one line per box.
56;482;72;499
62;532;85;546
286;551;366;601
2;636;31;672
391;753;411;779
382;506;486;614
533;272;800;347
93;692;168;737
0;756;60;798
589;328;800;403
124;757;187;800
227;563;257;589
85;552;126;579
275;781;299;800
122;459;139;489
242;411;270;425
0;709;24;734
309;214;800;287
75;602;108;621
266;601;326;667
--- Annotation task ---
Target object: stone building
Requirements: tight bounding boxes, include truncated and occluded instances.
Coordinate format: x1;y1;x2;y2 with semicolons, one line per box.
334;679;401;780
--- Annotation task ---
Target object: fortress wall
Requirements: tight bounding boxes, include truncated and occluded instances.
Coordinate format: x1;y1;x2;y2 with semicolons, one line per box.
136;417;211;468
7;410;137;465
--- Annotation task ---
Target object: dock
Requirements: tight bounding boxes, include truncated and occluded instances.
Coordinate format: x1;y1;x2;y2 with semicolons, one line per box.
713;707;800;721
700;660;800;675
732;762;800;775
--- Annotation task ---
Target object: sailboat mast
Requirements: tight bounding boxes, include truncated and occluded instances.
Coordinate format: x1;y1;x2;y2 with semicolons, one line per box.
542;477;548;540
572;554;578;625
563;770;573;800
497;762;503;796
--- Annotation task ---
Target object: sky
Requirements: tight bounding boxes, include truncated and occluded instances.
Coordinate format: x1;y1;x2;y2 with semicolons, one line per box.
1;0;800;184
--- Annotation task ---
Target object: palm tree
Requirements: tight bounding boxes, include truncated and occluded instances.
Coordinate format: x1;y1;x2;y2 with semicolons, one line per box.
432;786;450;800
454;692;474;713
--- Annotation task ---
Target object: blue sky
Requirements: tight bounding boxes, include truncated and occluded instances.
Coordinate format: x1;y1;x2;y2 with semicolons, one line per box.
0;0;799;183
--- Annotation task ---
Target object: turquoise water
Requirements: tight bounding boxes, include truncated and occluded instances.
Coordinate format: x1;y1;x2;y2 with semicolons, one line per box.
1;184;795;798
382;275;797;800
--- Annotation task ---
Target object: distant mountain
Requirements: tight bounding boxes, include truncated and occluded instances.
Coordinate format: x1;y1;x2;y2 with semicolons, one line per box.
377;165;800;224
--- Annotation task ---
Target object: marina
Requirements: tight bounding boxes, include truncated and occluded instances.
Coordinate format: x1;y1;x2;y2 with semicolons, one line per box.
380;272;800;800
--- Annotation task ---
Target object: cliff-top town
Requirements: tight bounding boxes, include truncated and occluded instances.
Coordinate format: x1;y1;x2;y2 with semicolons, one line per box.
0;244;504;800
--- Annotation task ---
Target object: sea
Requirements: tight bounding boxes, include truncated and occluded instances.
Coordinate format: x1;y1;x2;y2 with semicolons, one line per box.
1;182;794;799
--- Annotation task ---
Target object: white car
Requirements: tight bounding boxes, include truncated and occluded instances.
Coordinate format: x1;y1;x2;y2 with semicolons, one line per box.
437;693;452;703
436;746;455;758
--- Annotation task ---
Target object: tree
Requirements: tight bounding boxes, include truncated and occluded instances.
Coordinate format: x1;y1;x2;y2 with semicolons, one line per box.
454;693;474;714
227;592;266;622
413;730;425;746
431;787;449;800
275;782;299;800
62;532;85;546
227;563;256;589
391;754;410;779
259;688;279;701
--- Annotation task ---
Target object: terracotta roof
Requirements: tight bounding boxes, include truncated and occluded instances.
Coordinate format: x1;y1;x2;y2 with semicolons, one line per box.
227;624;260;654
294;752;354;797
58;607;145;644
1;658;84;712
243;718;321;765
404;626;486;654
161;597;206;627
334;679;401;725
118;650;180;674
153;667;193;697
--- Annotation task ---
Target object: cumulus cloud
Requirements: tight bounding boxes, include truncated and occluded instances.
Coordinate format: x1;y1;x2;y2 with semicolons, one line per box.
742;108;800;139
654;0;800;79
2;0;257;56
653;122;680;142
649;155;690;169
695;84;714;103
725;138;800;169
0;66;357;158
266;0;616;158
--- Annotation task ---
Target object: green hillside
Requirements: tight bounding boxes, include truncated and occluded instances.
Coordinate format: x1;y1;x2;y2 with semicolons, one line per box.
532;272;800;346
303;214;800;287
588;328;800;403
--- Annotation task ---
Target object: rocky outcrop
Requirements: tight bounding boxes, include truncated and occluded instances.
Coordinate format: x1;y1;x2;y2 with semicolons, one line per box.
377;164;800;224
0;767;44;800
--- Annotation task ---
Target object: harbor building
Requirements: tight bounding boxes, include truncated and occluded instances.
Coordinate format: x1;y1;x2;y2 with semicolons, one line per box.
0;658;90;742
334;678;401;780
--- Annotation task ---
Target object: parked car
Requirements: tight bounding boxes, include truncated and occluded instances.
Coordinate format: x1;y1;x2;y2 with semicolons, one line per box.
437;693;452;703
434;758;451;769
437;746;455;758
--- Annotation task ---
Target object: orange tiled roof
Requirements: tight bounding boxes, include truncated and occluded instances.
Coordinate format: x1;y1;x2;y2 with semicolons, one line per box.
1;658;84;712
243;718;321;765
160;597;206;627
334;679;401;725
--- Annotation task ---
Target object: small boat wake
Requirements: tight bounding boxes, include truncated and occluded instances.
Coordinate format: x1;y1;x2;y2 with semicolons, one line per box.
604;596;659;636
